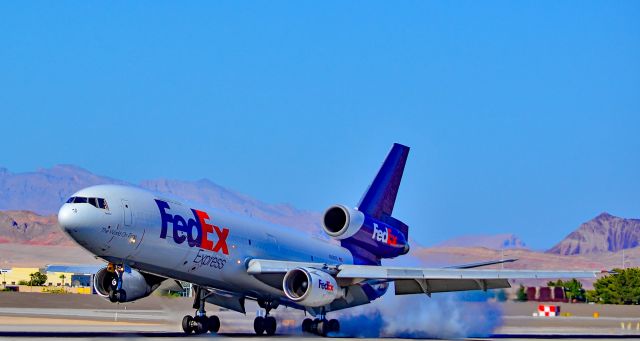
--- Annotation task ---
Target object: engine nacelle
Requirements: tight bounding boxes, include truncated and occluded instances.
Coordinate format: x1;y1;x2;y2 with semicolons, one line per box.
322;204;365;240
323;204;410;261
283;267;343;307
94;266;164;303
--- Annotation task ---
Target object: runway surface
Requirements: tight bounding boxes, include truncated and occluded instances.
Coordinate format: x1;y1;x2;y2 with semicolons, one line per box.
1;293;640;340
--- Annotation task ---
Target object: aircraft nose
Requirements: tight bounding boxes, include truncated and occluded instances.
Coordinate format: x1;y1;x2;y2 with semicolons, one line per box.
58;204;98;231
58;204;81;231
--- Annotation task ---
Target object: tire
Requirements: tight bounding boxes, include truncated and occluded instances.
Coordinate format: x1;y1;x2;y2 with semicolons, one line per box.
116;289;126;303
207;315;220;333
194;316;207;334
316;319;328;337
181;315;193;334
328;319;340;333
254;316;265;335
301;318;312;333
264;316;277;336
108;290;118;303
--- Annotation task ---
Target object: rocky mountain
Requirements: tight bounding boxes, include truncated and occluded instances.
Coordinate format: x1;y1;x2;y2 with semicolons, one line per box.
547;213;640;255
0;210;71;246
436;233;527;250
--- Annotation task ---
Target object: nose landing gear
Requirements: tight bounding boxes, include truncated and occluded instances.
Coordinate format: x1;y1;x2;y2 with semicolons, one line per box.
253;299;278;336
107;264;126;303
181;285;221;335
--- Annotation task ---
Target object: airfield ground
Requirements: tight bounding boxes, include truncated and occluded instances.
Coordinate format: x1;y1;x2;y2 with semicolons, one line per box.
0;292;639;340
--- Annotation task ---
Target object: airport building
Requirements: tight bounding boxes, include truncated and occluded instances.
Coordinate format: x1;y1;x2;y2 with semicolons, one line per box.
1;265;98;293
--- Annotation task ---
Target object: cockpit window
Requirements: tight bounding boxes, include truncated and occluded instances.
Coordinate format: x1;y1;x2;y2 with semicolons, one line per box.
97;198;108;210
73;197;88;204
67;196;109;210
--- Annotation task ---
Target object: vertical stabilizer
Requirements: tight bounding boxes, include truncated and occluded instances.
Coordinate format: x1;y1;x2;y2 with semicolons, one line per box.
357;143;409;219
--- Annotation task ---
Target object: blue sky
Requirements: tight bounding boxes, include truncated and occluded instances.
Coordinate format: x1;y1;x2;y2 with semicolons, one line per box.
1;2;638;249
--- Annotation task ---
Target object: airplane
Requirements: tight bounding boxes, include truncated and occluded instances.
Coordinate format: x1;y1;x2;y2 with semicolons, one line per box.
57;143;600;336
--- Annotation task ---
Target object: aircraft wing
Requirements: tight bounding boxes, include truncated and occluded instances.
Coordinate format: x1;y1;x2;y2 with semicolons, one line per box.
247;259;602;295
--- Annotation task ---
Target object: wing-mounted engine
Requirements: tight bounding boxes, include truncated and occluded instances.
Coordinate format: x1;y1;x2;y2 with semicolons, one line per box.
94;266;165;303
283;267;343;307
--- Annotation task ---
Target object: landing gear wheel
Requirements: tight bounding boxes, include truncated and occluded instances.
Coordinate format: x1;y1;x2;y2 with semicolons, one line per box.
109;289;126;303
302;318;312;333
108;290;118;303
328;319;340;334
207;315;220;333
181;315;194;334
193;316;207;334
316;319;328;336
254;316;265;335
264;316;277;336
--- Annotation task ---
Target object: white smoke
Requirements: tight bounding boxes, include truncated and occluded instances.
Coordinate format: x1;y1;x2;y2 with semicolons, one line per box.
329;285;503;338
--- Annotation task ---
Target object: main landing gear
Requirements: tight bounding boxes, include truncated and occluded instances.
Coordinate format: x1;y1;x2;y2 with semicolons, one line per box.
253;299;278;336
302;309;340;336
182;286;220;335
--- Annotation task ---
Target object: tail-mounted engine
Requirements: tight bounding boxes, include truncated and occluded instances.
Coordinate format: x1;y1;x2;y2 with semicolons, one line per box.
322;144;411;264
322;204;410;263
283;267;343;307
94;265;165;303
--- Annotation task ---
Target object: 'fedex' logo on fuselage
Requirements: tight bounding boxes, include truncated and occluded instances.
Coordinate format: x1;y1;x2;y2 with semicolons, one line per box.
372;223;397;246
318;279;334;291
155;199;229;255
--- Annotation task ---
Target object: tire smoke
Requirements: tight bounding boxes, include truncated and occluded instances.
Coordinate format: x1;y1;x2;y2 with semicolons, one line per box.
330;286;503;338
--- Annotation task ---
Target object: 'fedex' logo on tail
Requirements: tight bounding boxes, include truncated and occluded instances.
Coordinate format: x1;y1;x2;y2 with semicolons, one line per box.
372;223;397;246
155;199;229;255
318;279;334;291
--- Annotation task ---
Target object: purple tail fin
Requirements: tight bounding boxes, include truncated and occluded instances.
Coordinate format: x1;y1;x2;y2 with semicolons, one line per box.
357;143;409;221
340;144;410;265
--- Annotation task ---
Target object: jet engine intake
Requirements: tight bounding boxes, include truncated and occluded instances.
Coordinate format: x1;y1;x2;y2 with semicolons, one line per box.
282;267;342;307
322;204;365;240
94;266;164;303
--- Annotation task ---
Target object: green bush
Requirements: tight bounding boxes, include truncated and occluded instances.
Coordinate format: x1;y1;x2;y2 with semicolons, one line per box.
548;278;585;302
587;268;640;304
515;284;527;302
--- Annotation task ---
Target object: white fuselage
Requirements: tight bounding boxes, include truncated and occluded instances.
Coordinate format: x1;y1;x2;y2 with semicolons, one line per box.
58;184;353;300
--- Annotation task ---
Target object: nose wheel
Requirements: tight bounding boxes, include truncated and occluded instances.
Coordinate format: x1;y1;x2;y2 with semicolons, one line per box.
181;285;220;335
107;264;126;303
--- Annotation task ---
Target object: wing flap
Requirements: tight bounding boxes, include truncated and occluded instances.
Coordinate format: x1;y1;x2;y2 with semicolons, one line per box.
246;259;336;275
394;278;510;295
337;264;599;280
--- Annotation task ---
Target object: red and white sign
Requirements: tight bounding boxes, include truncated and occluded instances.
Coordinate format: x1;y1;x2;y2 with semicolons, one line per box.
537;304;560;317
